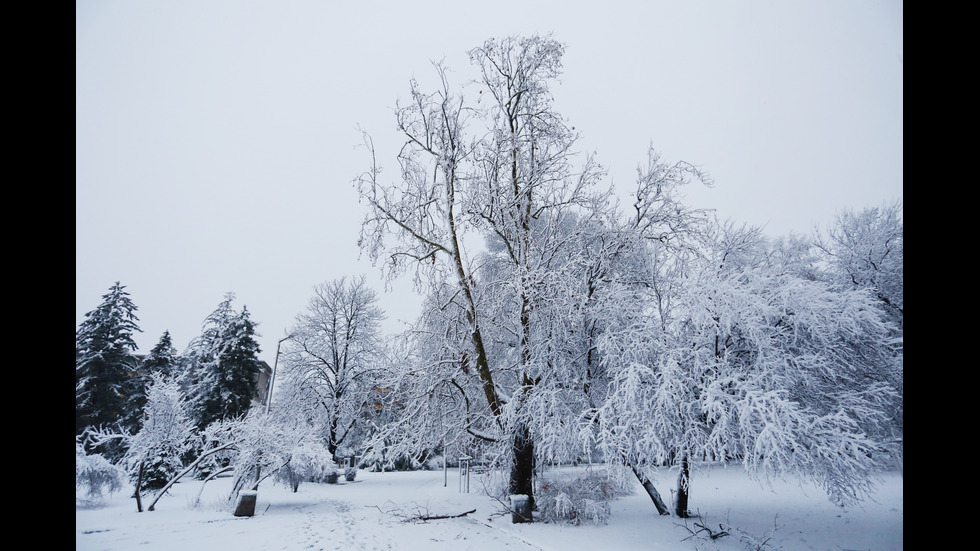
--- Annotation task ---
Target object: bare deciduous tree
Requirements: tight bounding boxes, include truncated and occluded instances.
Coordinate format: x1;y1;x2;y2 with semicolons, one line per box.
279;276;386;461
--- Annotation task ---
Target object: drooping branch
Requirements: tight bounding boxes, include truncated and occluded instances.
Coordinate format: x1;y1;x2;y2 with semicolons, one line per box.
147;439;241;511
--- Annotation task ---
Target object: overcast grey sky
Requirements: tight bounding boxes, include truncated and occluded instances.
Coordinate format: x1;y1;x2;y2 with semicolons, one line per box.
76;0;903;366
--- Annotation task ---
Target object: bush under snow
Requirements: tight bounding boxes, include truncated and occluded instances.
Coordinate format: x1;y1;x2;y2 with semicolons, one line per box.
534;469;634;525
76;444;126;503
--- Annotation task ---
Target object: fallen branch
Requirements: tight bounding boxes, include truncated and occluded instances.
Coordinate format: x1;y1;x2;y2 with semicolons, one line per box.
677;510;782;550
372;500;477;523
676;511;729;542
719;511;783;551
417;509;477;521
678;521;729;541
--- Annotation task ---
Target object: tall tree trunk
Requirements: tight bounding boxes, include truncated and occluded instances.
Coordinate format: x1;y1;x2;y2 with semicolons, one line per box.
627;460;670;515
451;243;501;418
134;460;145;512
509;421;535;520
509;286;538;519
328;415;339;461
675;454;692;517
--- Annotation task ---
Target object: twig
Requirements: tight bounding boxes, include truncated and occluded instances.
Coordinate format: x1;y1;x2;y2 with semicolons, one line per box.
478;472;517;521
676;511;730;542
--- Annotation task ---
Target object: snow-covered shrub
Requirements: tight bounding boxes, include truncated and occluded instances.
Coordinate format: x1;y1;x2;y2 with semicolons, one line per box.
344;466;358;482
274;462;306;493
534;470;633;525
76;443;125;503
424;455;445;470
360;450;427;472
310;468;340;484
225;404;368;497
273;440;334;492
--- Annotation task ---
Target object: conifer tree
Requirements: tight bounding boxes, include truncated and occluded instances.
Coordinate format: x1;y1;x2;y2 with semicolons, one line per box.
142;330;181;379
76;281;142;458
187;293;262;430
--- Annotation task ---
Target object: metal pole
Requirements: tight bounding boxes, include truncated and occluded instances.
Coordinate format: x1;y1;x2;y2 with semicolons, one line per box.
265;333;295;414
458;455;472;493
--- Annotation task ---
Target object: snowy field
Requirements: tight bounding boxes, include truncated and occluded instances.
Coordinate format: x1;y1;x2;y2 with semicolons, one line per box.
76;463;902;551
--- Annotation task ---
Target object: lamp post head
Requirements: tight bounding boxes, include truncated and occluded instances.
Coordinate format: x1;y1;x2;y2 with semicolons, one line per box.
266;333;297;414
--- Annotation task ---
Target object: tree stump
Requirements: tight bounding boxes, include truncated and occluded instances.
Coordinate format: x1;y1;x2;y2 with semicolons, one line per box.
510;494;532;523
233;491;257;517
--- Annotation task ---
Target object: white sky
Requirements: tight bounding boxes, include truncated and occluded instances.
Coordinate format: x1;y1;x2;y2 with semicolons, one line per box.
76;0;903;366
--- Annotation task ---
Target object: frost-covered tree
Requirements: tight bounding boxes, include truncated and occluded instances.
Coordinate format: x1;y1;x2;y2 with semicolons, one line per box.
79;372;198;512
144;418;242;511
815;200;903;332
356;35;728;520
595;220;902;515
364;147;713;519
186;293;262;430
360;287;495;471
122;373;196;510
164;408;332;504
225;409;306;499
76;281;143;459
813;201;903;456
272;434;336;492
125;330;183;439
277;276;386;461
358;34;612;517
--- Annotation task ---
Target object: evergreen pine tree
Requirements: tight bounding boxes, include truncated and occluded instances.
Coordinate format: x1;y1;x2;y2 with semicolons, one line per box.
76;282;142;458
142;330;181;379
187;293;262;430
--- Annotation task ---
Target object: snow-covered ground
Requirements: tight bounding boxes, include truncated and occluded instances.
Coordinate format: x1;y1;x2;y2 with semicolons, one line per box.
76;463;902;551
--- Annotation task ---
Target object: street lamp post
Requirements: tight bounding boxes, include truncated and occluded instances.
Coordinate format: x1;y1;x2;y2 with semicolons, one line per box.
265;333;295;415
